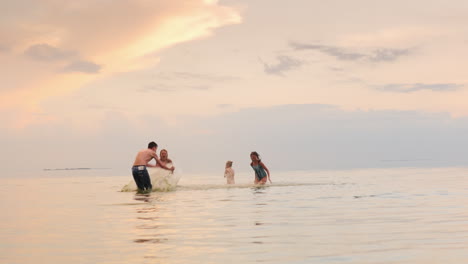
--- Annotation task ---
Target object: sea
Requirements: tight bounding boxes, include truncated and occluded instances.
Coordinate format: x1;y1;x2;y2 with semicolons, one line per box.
1;167;468;264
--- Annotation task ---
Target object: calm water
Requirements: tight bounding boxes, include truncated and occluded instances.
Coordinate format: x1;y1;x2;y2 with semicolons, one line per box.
1;167;468;264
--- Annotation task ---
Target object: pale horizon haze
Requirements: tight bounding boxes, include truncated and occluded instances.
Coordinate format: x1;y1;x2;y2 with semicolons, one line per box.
2;0;468;177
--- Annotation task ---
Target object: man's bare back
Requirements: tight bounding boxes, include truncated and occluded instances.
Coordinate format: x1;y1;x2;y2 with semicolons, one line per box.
133;148;158;167
133;147;174;171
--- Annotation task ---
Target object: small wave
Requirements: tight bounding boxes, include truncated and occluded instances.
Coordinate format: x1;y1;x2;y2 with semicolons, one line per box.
121;181;334;193
175;182;335;191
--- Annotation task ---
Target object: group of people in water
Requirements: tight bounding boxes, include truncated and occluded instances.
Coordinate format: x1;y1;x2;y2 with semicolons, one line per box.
132;141;272;192
223;151;271;185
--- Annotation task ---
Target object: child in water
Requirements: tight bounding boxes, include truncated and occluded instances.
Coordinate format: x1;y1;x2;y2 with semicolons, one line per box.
224;160;235;184
250;151;271;184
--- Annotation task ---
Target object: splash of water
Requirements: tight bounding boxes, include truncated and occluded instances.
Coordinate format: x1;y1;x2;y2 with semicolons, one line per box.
121;165;180;192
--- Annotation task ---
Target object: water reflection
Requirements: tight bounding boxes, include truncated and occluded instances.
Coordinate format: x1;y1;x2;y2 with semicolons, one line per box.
133;193;167;246
251;185;267;195
250;186;271;247
134;238;167;243
133;193;151;203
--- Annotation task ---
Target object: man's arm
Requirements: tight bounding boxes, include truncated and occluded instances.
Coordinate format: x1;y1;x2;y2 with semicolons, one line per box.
145;151;157;167
151;152;175;171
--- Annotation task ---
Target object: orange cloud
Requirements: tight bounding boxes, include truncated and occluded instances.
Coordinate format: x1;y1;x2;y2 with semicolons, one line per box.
0;0;241;129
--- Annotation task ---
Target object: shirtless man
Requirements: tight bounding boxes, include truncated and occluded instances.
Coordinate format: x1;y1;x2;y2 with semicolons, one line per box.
132;141;175;192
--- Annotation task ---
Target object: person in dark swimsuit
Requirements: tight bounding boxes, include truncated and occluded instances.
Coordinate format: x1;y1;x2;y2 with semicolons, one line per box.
250;151;271;184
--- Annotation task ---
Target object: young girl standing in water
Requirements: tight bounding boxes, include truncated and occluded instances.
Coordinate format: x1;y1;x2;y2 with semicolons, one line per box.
250;151;271;184
224;160;235;184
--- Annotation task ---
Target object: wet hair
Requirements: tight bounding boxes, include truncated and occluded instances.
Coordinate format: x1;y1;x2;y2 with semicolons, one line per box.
226;160;233;167
250;151;261;163
148;141;158;149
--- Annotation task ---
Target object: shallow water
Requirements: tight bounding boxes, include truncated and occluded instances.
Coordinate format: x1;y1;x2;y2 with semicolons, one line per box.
1;167;468;263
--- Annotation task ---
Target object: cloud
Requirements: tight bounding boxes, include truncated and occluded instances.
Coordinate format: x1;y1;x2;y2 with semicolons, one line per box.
369;48;411;62
376;83;463;93
291;43;364;61
260;55;303;76
24;44;76;61
3;103;468;176
217;104;232;108
87;104;126;112
24;43;101;74
3;1;241;59
0;0;241;128
330;67;345;72
138;70;239;93
139;84;211;93
96;104;466;173
63;60;101;74
140;85;175;93
0;43;8;52
192;85;210;91
290;42;411;62
156;71;240;82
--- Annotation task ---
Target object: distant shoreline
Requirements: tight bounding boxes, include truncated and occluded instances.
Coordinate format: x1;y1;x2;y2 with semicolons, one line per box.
43;168;111;171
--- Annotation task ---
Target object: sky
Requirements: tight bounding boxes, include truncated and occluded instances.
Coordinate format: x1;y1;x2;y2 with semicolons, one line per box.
1;0;468;177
